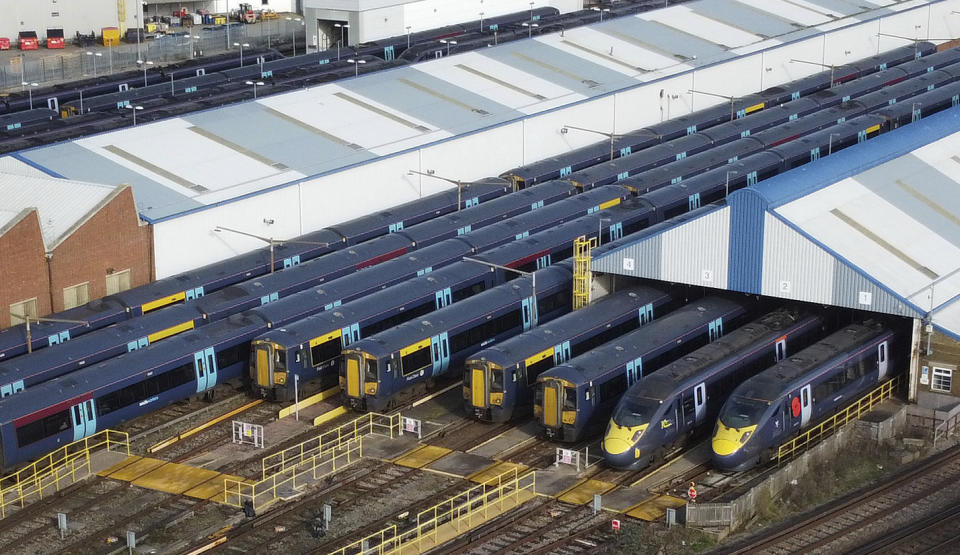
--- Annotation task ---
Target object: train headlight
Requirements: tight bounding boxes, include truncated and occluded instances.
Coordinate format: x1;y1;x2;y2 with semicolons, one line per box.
739;431;752;444
632;429;644;442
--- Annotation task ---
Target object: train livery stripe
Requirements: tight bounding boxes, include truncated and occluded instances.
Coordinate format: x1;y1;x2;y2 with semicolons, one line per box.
14;392;93;427
865;124;882;134
400;338;432;357
525;348;554;367
310;330;341;347
744;102;764;115
598;198;622;210
356;247;407;270
141;292;187;313
147;320;196;343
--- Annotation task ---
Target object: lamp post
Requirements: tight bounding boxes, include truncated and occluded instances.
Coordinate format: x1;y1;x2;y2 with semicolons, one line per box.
21;82;38;110
688;88;743;121
137;59;153;87
462;257;538;326
560;124;660;161
789;58;842;88
11;315;89;354
108;42;114;74
213;226;328;274
190;34;201;59
725;170;739;196
244;80;265;98
439;39;457;56
828;132;840;156
529;1;535;21
479;12;484;32
334;23;349;60
136;0;144;60
591;7;611;22
406;26;412;49
287;17;302;56
346;58;366;77
407;169;489;210
521;22;539;38
233;42;249;66
85;51;102;77
125;104;144;126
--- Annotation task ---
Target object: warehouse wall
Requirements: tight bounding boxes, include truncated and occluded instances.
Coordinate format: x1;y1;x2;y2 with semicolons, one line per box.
150;0;960;278
0;0;135;44
0;210;51;330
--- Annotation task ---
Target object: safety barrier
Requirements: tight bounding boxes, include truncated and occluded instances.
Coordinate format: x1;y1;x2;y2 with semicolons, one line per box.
572;236;596;311
686;502;735;528
223;436;362;511
262;412;400;478
328;468;537;555
0;429;129;519
777;375;902;464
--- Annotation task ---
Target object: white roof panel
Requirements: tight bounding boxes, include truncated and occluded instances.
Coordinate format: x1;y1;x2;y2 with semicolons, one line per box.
734;0;835;26
0;156;49;178
639;5;762;49
0;172;117;249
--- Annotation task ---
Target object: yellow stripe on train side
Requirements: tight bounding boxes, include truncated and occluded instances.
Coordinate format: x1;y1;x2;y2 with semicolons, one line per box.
745;102;764;114
141;292;186;313
525;348;554;367
400;337;431;357
598;197;622;210
309;329;341;347
865;124;881;134
147;320;195;343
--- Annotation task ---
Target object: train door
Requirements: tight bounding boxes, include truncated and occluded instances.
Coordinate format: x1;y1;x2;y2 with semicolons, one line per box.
341;323;360;347
543;382;562;428
435;287;452;309
708;318;724;342
626;357;641;386
471;366;486;408
693;382;706;425
521;297;537;331
775;336;787;362
877;340;888;379
553;341;571;365
800;384;812;427
194;347;218;393
430;332;450;375
70;399;97;441
254;342;273;388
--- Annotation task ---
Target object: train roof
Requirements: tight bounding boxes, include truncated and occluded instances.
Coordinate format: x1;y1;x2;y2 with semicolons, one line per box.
0;312;270;425
629;308;815;401
467;285;674;364
732;321;888;402
542;296;753;384
346;264;573;358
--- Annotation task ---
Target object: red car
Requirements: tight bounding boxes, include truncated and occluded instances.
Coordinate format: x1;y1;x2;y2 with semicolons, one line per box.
46;29;64;49
0;38;10;50
18;31;39;50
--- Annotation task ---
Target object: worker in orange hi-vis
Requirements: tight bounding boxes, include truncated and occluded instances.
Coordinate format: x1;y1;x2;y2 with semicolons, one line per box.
688;482;697;502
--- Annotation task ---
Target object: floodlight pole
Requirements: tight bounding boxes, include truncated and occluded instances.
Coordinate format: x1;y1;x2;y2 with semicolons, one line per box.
14;316;90;354
408;170;486;211
560;124;660;161
462;257;537;326
214;225;328;274
688;89;740;121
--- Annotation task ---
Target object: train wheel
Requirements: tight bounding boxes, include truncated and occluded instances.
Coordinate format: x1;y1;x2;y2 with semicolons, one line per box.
652;447;666;467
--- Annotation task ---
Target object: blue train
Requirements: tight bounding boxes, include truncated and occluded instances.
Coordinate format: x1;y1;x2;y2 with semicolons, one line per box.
247;186;633;400
340;262;575;412
535;296;757;443
602;308;827;470
463;284;685;423
0;180;509;362
711;321;901;472
0;181;613;398
500;42;938;189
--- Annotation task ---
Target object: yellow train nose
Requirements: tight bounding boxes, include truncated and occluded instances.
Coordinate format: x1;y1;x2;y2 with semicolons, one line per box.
712;436;740;456
604;437;633;455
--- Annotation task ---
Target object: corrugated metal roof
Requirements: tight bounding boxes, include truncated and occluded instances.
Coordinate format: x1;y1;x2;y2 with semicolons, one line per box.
11;0;904;222
0;172;118;250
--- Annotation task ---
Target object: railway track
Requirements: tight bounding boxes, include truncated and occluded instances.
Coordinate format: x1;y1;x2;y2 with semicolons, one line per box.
721;444;960;554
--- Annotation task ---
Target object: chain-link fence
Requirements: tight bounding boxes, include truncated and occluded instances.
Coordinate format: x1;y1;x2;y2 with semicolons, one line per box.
1;21;305;91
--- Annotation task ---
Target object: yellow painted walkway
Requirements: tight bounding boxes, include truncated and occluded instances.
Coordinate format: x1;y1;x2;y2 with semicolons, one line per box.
98;456;252;504
557;479;616;505
394;445;452;469
625;495;687;521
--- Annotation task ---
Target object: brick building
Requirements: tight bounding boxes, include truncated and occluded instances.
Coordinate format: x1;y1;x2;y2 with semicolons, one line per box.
0;170;152;329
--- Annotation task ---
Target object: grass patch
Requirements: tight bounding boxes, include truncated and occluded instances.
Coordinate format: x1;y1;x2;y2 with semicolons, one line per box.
600;519;715;554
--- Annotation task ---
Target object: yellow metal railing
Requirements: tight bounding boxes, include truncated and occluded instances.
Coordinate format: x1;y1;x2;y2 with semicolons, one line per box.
223;437;363;511
573;235;596;311
778;375;902;464
0;429;129;519
262;412;400;479
328;468;537;555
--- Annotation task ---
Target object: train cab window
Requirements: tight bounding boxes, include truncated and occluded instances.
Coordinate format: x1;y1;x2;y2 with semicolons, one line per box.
364;358;379;382
274;349;287;372
719;395;767;428
563;388;577;411
682;395;695;420
534;387;543;407
311;338;342;368
491;369;505;392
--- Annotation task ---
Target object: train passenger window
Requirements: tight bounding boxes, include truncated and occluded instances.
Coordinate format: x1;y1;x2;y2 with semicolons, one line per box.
401;347;431;376
491;369;505;392
16;420;46;447
311;338;342;368
801;388;809;406
682;396;694;419
563;388;577;410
